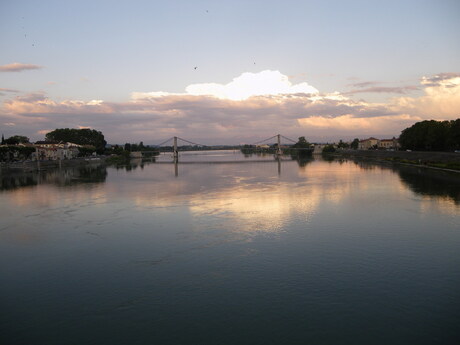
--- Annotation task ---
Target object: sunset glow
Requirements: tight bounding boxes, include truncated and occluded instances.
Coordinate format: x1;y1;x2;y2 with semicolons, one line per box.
0;1;459;143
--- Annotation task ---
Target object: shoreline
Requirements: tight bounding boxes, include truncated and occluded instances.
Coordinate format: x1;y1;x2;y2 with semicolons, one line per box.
2;150;460;175
329;149;460;173
0;156;106;174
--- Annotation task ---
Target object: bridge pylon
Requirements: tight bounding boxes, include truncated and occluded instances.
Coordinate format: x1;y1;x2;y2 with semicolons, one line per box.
173;136;179;162
275;134;282;156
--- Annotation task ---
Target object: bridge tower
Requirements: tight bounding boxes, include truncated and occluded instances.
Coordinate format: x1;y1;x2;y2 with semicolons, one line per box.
276;134;282;156
173;136;179;162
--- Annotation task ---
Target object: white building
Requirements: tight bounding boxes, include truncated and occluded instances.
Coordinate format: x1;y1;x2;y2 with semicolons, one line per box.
34;141;81;160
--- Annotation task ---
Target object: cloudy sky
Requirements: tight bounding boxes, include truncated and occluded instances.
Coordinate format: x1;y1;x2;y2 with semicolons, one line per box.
1;0;459;144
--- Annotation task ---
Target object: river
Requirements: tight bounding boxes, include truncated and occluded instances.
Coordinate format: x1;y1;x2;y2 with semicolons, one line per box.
1;151;459;345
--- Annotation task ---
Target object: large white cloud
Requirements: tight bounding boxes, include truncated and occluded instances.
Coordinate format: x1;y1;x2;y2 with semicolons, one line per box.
133;70;319;101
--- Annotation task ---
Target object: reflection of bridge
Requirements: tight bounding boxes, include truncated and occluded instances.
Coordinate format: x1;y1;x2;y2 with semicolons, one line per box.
150;134;308;162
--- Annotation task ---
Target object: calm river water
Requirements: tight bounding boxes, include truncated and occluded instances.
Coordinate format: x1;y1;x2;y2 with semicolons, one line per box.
1;151;459;345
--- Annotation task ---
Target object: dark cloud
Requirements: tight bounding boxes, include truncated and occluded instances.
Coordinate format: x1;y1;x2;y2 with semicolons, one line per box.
2;91;400;142
345;85;419;95
0;88;19;93
421;72;460;87
14;92;47;103
347;81;381;88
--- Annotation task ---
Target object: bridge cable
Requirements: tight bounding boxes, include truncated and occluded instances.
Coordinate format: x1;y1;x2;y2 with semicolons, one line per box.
280;135;297;144
251;135;278;146
151;137;174;147
176;137;209;147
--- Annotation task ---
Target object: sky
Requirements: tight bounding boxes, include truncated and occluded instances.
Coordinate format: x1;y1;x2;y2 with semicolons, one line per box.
1;0;459;145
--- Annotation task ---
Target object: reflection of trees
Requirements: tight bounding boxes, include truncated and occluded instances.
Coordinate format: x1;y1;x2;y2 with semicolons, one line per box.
320;154;335;162
350;158;460;204
0;174;38;190
397;166;460;204
294;157;314;167
111;158;151;171
352;160;378;170
0;164;108;191
72;165;107;184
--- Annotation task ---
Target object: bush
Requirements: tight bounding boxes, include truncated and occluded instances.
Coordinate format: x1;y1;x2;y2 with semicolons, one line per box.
322;145;336;153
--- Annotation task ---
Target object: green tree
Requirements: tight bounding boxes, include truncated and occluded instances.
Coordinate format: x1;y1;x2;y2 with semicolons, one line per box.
350;138;359;150
45;128;107;154
293;136;311;148
322;144;336;153
337;139;349;149
78;146;96;157
399;120;457;151
447;119;460;151
4;135;30;145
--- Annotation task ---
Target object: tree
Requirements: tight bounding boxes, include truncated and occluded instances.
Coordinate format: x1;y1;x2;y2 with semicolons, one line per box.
45;128;107;154
322;144;336;153
337;139;349;149
1;134;4;145
293;136;311;148
78;146;96;157
350;138;359;150
447;119;460;151
0;145;35;161
4;135;30;145
399;119;459;151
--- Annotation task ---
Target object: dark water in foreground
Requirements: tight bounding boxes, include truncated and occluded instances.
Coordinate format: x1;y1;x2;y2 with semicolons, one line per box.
1;151;459;345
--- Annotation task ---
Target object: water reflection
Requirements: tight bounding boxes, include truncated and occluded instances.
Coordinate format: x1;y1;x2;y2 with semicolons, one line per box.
397;166;460;204
348;159;460;204
111;158;147;171
1;155;459;210
1;152;459;345
0;163;107;191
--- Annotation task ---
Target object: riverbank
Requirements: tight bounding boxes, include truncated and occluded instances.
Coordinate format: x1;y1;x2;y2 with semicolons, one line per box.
332;149;460;172
0;156;106;174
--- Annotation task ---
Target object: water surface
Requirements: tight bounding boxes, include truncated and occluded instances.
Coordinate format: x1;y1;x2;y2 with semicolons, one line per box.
1;151;459;344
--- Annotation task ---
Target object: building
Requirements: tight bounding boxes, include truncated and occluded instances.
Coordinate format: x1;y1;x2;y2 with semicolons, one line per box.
313;143;329;154
33;141;81;160
357;137;399;150
358;138;379;150
378;138;399;150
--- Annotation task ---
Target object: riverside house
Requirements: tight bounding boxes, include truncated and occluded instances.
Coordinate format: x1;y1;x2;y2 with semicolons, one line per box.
378;138;399;150
358;137;379;150
33;141;81;160
358;137;399;150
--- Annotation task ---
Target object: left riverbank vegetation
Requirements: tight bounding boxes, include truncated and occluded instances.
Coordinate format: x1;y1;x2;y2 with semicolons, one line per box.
0;128;160;165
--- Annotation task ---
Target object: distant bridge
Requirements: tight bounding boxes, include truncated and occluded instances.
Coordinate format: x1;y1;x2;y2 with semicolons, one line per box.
148;134;310;162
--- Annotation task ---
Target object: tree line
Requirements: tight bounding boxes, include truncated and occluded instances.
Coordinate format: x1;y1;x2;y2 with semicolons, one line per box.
3;119;460;162
45;128;107;154
399;119;460;151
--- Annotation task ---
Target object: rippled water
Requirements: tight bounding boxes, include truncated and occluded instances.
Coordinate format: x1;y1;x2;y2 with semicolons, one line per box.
1;151;459;345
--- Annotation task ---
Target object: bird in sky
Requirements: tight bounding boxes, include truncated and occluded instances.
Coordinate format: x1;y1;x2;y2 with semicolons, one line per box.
194;66;197;70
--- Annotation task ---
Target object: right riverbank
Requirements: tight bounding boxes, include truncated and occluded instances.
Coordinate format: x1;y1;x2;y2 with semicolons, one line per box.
330;149;460;172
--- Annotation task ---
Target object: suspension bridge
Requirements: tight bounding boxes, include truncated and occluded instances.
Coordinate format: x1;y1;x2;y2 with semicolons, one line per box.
145;134;310;162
